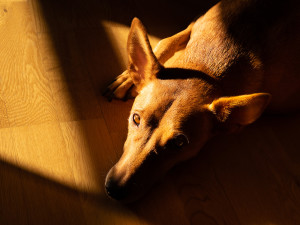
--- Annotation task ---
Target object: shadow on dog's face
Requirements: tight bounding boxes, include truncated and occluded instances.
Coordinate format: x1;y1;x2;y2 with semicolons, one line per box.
105;78;216;203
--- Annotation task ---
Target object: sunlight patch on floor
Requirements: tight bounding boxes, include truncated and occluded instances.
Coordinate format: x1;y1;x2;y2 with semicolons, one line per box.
101;20;160;70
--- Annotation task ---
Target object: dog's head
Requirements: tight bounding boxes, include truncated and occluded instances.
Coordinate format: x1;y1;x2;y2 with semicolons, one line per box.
105;18;271;202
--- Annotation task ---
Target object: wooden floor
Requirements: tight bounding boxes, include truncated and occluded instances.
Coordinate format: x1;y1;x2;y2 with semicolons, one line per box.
0;0;300;224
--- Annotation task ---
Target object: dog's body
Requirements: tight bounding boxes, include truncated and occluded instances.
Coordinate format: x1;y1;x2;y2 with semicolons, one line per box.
104;0;300;202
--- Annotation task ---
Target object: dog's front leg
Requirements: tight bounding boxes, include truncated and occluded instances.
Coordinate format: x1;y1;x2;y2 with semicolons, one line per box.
103;70;138;101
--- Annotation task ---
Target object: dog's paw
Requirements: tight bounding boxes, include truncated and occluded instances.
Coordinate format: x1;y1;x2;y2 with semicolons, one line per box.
103;70;138;101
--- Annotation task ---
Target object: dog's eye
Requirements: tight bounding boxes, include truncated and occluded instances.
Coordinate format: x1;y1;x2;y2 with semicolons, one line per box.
133;113;140;126
174;134;188;148
168;134;189;149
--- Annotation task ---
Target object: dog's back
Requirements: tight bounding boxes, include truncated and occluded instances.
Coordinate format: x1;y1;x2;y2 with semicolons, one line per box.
167;0;300;113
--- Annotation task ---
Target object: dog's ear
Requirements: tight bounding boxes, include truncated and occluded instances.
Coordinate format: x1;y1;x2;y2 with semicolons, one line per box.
127;18;161;90
208;93;271;130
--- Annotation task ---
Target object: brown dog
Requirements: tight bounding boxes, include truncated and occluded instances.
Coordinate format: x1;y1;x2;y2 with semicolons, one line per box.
104;0;300;202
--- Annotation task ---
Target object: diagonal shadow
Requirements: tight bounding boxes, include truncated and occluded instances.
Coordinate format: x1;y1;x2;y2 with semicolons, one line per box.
0;158;100;225
2;0;300;224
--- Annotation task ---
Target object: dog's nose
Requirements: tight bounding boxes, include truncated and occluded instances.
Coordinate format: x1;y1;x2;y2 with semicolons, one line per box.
105;178;128;201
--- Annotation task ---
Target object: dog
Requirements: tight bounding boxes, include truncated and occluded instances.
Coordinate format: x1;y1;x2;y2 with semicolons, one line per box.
104;0;300;202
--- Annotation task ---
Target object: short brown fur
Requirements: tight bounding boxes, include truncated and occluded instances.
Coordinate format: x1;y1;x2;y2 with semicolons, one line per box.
104;0;300;202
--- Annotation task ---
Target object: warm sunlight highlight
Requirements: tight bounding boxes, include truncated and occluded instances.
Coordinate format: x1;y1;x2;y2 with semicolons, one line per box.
101;20;160;69
1;1;300;225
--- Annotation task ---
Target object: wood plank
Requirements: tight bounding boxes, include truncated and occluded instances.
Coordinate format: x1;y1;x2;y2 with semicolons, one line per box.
0;2;57;128
0;123;75;187
36;30;105;122
59;119;116;193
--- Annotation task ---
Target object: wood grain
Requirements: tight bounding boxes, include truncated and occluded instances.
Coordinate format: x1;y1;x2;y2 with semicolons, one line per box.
0;2;57;128
0;1;299;225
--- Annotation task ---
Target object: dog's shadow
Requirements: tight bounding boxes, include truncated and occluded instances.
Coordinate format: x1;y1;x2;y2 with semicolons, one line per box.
130;113;300;225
